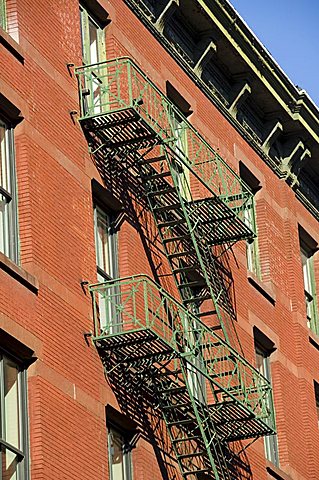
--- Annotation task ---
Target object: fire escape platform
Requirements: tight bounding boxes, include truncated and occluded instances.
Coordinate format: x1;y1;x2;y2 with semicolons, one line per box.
81;108;159;152
210;401;274;441
95;326;273;443
76;57;256;244
90;275;276;443
95;328;177;365
77;57;276;478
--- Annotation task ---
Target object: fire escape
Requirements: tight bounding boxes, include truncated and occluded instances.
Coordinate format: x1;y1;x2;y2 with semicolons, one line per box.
76;57;276;479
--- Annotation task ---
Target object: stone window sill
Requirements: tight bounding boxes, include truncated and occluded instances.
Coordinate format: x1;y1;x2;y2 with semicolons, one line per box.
0;27;24;63
266;461;292;480
0;252;38;293
247;271;276;305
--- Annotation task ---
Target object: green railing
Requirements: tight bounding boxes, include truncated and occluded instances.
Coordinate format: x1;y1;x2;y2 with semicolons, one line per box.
89;275;276;431
75;57;254;223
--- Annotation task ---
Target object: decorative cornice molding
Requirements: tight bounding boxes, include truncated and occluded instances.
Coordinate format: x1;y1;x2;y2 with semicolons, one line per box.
124;0;319;219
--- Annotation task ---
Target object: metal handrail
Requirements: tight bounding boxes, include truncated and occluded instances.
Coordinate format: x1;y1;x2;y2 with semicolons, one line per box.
75;57;255;226
89;274;276;429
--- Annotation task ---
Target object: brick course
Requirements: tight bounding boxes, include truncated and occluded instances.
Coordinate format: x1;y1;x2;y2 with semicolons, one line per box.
1;1;319;479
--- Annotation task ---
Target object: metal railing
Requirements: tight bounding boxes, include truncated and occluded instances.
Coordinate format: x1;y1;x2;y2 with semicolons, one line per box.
89;274;276;431
75;57;255;226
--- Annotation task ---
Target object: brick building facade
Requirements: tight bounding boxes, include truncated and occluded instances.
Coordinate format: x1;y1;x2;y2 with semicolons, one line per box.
1;1;319;479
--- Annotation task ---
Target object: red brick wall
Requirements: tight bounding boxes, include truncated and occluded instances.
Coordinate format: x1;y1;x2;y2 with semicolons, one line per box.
1;1;319;479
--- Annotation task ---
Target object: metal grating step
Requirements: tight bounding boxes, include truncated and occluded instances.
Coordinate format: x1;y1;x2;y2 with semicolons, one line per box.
141;155;166;164
209;401;275;441
153;202;181;213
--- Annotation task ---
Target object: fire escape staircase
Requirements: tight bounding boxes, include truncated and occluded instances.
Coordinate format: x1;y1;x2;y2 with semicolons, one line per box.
76;58;276;479
90;275;276;479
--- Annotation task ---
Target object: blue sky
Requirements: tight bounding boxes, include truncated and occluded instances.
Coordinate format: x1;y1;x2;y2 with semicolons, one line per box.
229;0;319;107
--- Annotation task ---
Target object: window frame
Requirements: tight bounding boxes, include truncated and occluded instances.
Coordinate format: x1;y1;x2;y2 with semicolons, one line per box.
244;196;260;277
0;351;29;480
79;4;106;66
93;203;118;282
108;425;133;480
93;202;120;334
0;117;19;264
0;0;6;31
239;162;261;278
255;342;279;467
300;239;318;335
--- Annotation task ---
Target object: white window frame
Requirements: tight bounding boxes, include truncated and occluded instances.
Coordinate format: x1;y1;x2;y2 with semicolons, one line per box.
0;352;29;480
0;0;6;31
108;427;133;480
0;119;19;263
93;203;119;334
80;5;106;66
244;196;260;277
255;345;279;467
300;243;318;335
170;110;191;201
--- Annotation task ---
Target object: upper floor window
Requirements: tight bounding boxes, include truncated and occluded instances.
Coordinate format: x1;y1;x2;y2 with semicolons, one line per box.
0;353;29;480
0;0;6;30
239;163;261;278
255;334;279;467
0;119;19;263
80;5;106;65
299;228;318;335
108;427;133;480
94;204;117;282
93;203;119;332
166;83;192;201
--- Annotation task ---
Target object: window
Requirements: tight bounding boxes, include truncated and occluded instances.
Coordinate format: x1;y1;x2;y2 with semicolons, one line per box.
94;204;117;282
93;203;118;332
166;83;192;202
80;5;107;115
80;5;106;65
0;0;18;41
255;340;279;466
0;0;6;30
0;353;29;480
239;163;261;278
314;382;319;428
299;230;318;335
170;110;191;201
108;427;132;480
0;119;19;263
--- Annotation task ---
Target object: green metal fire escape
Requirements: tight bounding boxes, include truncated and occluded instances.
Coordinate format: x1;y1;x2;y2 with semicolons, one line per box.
76;58;276;479
76;57;255;342
90;275;275;479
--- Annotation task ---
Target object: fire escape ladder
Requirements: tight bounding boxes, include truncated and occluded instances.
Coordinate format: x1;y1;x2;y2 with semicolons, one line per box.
155;362;234;480
89;276;276;479
76;58;276;480
137;148;236;342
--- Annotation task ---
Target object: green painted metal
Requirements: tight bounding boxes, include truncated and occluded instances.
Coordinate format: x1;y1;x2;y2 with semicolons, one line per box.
138;148;242;343
76;57;255;341
90;275;276;437
75;57;255;227
77;57;276;478
0;0;6;30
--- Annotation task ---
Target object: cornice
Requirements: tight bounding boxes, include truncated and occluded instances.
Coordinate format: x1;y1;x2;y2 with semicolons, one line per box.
123;0;319;220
